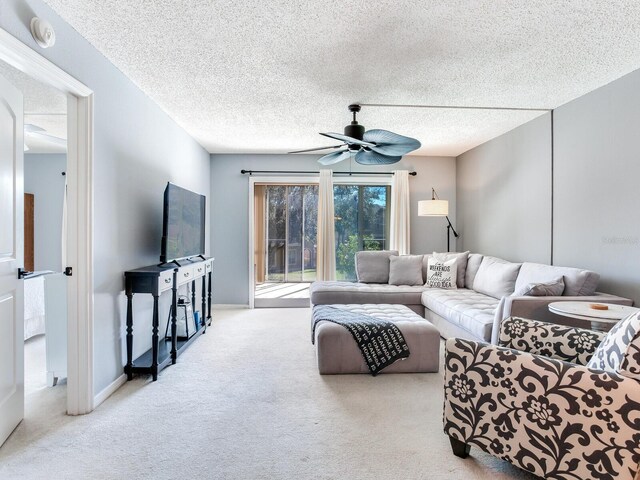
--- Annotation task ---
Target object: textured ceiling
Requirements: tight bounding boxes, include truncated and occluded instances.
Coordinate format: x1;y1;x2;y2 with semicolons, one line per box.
0;62;67;153
42;0;640;156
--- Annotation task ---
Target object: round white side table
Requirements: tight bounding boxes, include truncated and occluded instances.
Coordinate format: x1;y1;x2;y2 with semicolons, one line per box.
548;301;639;332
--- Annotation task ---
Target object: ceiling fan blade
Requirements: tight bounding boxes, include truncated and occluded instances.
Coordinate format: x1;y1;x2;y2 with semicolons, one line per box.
318;149;351;165
354;150;402;165
320;132;375;147
25;131;67;147
24;123;46;134
25;123;67;147
363;129;421;156
288;144;345;154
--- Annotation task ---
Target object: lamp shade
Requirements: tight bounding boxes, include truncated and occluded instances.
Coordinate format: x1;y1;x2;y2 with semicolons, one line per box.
418;199;448;216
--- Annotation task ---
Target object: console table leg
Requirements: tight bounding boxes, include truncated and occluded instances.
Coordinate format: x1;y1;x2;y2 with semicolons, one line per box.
191;279;196;315
207;270;212;326
171;271;178;364
151;294;159;381
125;291;134;380
201;276;207;333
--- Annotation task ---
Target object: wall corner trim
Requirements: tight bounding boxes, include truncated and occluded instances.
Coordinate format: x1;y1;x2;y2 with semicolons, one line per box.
550;109;555;266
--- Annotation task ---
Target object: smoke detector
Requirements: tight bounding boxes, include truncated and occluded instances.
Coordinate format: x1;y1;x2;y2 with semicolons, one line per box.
30;17;56;49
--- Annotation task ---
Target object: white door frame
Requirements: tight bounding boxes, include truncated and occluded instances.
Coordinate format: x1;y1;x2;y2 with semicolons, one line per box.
247;175;392;309
0;28;94;415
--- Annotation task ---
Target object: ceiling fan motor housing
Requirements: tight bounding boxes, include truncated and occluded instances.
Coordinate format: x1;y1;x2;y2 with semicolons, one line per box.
345;103;365;141
344;122;365;141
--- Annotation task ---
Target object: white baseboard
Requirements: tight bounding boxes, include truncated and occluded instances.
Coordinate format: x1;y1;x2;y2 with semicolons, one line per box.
213;304;249;309
93;373;127;409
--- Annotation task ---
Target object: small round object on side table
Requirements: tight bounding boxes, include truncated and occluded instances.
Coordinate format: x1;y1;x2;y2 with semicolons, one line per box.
548;301;639;332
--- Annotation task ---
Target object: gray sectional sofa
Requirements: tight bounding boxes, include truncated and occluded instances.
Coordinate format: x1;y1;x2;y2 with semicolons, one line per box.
310;250;633;343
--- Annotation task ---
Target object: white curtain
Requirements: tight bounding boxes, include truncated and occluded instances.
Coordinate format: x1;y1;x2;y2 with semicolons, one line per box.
390;170;411;255
317;170;336;281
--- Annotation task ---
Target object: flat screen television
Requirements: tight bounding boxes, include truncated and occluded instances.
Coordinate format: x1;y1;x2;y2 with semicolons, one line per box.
160;183;206;264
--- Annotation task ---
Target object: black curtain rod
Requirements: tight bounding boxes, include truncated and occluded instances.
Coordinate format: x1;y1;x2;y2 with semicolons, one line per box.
240;169;417;176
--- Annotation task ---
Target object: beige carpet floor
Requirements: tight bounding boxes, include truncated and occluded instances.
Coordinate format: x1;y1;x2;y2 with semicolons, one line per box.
0;308;537;480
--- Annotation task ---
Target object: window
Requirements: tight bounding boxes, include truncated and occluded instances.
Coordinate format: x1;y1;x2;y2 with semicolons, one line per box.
333;184;390;280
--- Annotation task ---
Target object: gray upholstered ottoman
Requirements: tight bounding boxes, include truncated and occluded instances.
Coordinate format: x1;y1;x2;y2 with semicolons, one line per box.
312;304;441;374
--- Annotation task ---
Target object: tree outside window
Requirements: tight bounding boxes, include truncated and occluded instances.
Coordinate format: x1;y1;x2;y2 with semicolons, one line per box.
334;185;390;280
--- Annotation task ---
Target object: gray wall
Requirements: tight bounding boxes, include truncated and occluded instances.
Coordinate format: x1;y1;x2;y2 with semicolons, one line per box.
553;68;640;304
24;153;66;272
211;154;456;305
456;114;552;263
1;1;211;395
456;68;640;305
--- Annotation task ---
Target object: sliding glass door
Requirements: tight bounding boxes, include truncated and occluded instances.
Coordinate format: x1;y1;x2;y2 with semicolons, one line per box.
265;185;318;283
334;184;390;280
254;180;389;307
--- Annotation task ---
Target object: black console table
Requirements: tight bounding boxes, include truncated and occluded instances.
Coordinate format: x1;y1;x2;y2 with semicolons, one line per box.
124;257;213;381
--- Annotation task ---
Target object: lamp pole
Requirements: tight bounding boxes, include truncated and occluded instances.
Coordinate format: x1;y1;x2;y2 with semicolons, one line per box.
445;216;459;252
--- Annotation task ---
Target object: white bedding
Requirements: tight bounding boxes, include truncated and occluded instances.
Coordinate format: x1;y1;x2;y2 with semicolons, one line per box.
24;271;54;340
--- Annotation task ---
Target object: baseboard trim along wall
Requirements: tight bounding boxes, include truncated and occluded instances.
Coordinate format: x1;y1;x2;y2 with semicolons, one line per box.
213;304;250;309
93;373;127;410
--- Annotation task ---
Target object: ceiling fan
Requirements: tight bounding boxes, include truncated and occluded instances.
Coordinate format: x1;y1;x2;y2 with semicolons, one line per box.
289;104;421;165
24;123;67;150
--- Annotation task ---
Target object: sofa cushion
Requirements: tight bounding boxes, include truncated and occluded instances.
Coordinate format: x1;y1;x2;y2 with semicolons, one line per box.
388;255;424;286
464;253;484;289
473;256;522;299
425;257;457;289
512;277;565;297
433;251;469;288
355;250;398;283
310;281;427;306
588;311;640;380
515;262;600;296
421;288;498;342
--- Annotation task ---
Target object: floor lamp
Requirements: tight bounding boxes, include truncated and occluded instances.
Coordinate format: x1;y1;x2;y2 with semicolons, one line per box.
418;188;459;252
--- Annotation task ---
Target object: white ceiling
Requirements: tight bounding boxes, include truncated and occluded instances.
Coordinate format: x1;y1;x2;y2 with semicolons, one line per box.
0;62;67;154
42;0;640;156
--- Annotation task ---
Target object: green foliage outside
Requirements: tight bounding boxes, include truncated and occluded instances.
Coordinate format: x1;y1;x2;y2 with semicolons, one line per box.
334;185;389;280
265;184;389;282
336;234;381;280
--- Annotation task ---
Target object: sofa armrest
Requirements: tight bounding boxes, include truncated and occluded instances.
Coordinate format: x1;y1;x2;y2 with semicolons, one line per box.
497;316;605;365
444;338;640;480
491;293;633;344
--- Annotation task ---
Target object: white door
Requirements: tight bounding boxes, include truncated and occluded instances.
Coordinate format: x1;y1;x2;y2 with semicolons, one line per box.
0;72;24;447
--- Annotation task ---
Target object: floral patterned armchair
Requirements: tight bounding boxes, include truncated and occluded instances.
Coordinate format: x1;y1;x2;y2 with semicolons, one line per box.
443;317;640;480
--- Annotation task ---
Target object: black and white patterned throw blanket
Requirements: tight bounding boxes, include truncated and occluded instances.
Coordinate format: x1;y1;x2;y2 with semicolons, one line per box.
311;305;410;375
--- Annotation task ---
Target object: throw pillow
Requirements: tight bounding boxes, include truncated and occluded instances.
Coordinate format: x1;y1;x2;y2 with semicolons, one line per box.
512;277;565;297
465;253;484;290
472;256;522;299
587;311;640;380
514;262;599;297
432;251;470;288
388;255;424;286
355;250;398;283
425;257;458;289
